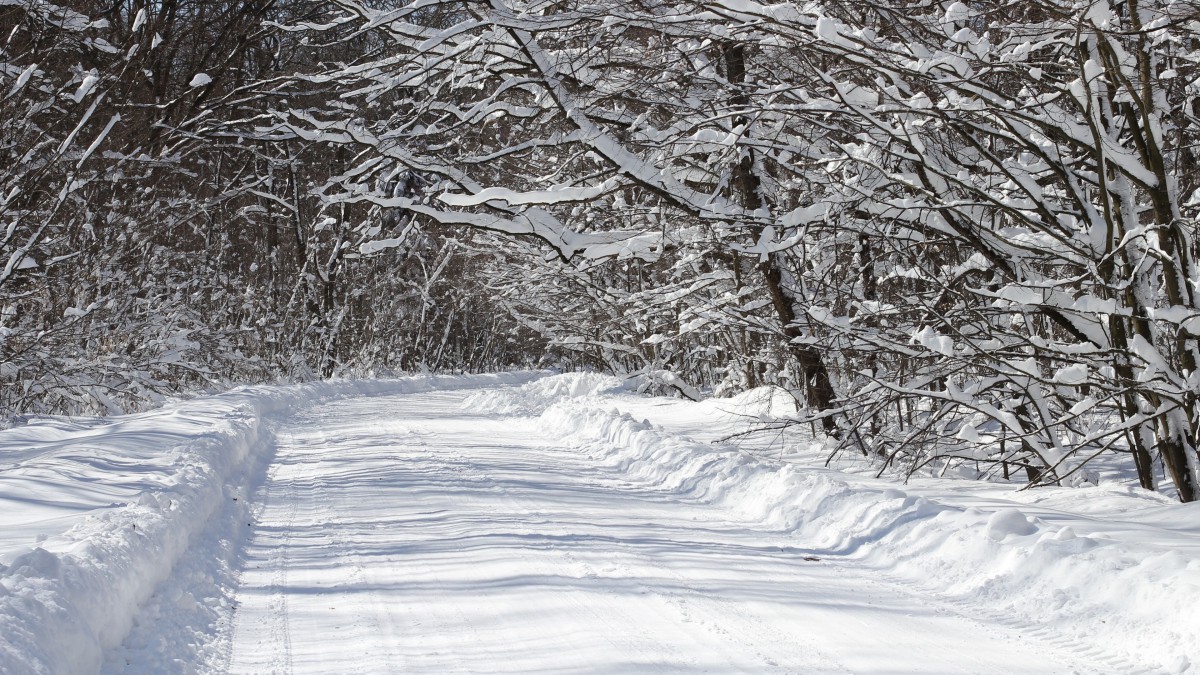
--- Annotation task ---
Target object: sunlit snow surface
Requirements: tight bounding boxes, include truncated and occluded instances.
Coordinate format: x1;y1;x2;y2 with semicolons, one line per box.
1;373;1197;673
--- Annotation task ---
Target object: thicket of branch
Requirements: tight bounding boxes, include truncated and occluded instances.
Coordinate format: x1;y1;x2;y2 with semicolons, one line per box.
4;0;1200;501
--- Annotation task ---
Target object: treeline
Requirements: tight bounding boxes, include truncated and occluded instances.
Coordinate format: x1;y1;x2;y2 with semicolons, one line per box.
4;0;1200;501
0;0;547;419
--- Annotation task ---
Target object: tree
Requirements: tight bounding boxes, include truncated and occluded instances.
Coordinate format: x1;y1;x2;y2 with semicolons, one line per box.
6;0;1199;503
279;0;1200;500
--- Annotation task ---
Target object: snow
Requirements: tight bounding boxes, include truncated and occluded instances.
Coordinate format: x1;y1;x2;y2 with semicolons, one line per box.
494;374;1200;673
913;325;954;356
2;373;1199;673
814;17;855;49
0;374;533;675
359;236;404;254
438;180;616;207
1053;363;1089;385
72;75;99;103
11;64;36;94
188;74;212;88
943;2;970;25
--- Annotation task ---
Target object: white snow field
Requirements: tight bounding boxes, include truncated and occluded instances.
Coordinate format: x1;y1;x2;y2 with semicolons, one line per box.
1;373;1198;673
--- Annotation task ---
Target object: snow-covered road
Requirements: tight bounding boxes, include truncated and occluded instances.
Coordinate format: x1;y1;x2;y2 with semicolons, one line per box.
6;375;1195;674
219;389;1107;673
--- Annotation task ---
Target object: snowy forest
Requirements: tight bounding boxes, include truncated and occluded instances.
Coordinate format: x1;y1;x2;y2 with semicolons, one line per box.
4;0;1200;503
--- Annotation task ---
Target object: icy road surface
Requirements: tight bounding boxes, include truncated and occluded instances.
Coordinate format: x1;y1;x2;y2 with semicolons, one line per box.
220;389;1109;673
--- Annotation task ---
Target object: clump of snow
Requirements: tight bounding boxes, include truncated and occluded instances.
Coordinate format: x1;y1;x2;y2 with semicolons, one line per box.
360;237;404;254
11;63;37;94
72;73;99;102
913;325;954;356
943;1;970;24
1053;363;1089;385
984;508;1037;540
188;73;212;88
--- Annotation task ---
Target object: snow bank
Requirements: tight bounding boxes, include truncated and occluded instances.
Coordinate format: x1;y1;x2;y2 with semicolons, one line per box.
0;373;532;675
541;398;1200;673
466;371;733;416
465;371;624;415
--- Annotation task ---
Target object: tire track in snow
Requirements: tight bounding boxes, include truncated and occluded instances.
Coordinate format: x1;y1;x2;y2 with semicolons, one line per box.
229;429;301;674
432;438;692;671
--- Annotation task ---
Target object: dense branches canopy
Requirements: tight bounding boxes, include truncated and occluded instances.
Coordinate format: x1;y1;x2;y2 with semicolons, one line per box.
4;0;1200;502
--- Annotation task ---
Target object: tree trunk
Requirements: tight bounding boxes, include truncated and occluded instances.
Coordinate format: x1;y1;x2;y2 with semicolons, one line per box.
724;43;839;436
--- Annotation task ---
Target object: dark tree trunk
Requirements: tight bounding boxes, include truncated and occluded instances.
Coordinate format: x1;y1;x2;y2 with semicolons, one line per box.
724;43;839;436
